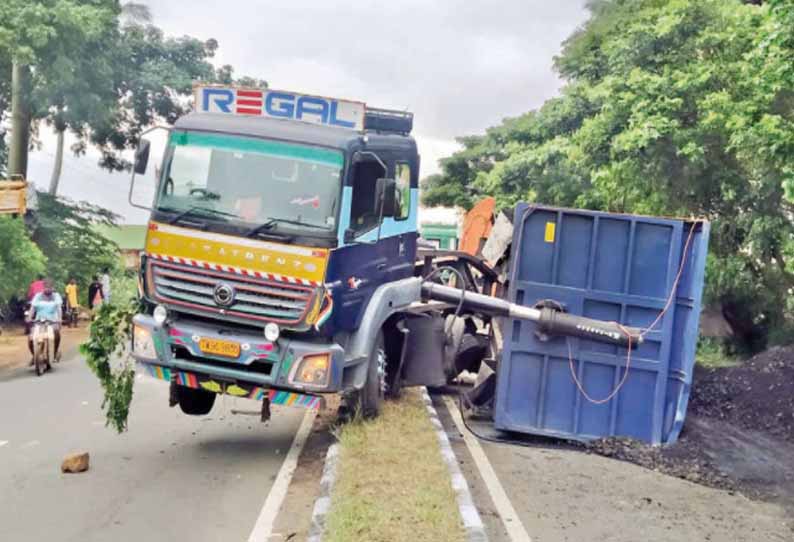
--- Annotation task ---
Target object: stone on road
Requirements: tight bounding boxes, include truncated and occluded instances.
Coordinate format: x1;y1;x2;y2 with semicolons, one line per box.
61;451;90;473
0;353;306;542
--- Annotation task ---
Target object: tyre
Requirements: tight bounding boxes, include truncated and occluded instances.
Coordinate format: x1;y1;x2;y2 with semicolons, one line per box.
34;341;46;377
352;332;387;418
177;386;216;415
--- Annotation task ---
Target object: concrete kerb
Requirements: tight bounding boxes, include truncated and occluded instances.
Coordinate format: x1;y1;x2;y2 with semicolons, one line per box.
421;387;489;542
306;443;340;542
307;389;487;542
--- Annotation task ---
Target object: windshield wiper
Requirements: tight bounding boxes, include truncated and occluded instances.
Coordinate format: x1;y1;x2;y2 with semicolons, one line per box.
245;217;328;238
161;206;236;225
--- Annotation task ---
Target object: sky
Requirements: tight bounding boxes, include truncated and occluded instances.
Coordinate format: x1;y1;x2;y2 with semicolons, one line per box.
27;0;590;223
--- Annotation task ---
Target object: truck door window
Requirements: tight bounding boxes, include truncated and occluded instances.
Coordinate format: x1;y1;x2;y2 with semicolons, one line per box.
350;160;386;232
395;162;411;220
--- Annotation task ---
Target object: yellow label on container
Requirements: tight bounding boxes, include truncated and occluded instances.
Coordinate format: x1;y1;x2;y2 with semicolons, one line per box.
544;222;556;243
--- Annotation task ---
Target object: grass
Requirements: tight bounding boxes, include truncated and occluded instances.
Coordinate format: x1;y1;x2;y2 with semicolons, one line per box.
696;338;742;369
325;389;465;542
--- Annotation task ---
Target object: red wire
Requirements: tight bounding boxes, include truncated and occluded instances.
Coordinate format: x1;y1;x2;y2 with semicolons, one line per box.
568;222;699;404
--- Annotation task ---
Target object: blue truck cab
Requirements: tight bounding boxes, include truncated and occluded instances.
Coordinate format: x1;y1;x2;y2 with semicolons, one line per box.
130;86;425;417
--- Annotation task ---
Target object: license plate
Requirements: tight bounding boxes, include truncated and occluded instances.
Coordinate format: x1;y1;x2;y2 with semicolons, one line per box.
199;338;241;358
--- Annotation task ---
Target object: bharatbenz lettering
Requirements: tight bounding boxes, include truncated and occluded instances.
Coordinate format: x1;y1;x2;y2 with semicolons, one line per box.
130;84;648;422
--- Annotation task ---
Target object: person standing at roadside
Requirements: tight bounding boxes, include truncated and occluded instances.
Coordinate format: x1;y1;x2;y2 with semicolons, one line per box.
64;278;79;327
88;275;104;311
101;267;111;304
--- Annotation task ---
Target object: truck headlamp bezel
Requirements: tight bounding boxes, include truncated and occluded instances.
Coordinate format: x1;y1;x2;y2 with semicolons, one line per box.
289;352;331;389
132;324;157;359
153;304;168;325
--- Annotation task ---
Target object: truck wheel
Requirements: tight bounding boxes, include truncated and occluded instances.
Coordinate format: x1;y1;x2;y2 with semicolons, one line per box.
177;386;216;415
354;332;386;418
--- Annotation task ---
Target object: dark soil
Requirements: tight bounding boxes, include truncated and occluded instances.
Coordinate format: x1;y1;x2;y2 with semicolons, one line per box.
689;345;794;442
585;432;736;491
587;345;794;510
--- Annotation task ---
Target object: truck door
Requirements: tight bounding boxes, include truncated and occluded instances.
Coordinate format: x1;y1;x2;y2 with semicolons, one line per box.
347;151;415;281
328;150;417;330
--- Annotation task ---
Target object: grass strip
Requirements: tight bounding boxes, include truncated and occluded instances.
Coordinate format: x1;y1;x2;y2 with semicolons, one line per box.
325;388;465;542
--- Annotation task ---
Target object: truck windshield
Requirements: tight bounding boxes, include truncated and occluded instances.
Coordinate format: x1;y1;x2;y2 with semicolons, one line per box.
155;131;343;235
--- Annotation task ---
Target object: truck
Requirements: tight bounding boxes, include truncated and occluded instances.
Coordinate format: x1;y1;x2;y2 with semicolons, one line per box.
129;85;704;445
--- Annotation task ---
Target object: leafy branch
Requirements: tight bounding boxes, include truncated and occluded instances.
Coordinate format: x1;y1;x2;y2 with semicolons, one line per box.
80;299;140;433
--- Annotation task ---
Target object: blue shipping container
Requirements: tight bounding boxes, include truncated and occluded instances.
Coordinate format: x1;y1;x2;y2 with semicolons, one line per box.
494;204;710;445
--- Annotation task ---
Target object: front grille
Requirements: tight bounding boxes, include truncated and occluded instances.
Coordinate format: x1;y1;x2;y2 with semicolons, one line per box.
149;259;316;326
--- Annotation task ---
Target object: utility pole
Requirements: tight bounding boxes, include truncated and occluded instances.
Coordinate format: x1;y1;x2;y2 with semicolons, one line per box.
8;62;31;178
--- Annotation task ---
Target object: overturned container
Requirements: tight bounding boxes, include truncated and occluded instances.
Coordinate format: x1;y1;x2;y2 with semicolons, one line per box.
494;204;709;445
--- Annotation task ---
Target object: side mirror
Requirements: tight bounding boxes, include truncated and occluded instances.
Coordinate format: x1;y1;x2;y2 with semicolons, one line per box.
375;178;397;218
134;139;151;175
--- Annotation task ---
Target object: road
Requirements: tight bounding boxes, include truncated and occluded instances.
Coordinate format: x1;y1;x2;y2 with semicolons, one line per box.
0;350;306;542
432;392;794;542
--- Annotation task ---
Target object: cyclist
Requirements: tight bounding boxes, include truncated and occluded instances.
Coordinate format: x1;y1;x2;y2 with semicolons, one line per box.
30;283;63;362
25;275;47;363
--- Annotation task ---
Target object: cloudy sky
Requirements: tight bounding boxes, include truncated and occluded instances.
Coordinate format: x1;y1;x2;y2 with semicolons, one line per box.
27;0;590;223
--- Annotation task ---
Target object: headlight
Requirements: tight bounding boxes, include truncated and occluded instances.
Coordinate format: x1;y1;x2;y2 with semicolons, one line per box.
153;305;168;325
264;322;280;342
133;325;157;359
290;353;330;388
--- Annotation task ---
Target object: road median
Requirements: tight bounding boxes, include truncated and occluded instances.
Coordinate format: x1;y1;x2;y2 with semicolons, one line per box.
322;388;466;542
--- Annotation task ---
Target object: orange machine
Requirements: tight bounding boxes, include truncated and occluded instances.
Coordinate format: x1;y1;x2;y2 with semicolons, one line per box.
459;197;495;256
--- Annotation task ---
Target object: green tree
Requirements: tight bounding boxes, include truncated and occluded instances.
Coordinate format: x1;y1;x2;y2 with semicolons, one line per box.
0;0;120;179
29;192;120;293
85;22;220;172
0;2;235;190
0;216;47;307
424;0;794;351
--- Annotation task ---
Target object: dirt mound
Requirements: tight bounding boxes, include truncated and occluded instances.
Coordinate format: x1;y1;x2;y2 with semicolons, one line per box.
587;347;794;510
689;345;794;442
585;436;734;491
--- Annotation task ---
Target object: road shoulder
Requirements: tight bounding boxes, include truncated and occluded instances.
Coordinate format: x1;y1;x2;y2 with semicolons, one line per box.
433;391;794;542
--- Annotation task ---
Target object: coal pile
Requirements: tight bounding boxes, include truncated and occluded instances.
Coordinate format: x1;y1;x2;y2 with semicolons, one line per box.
689;345;794;442
586;346;794;505
585;436;734;491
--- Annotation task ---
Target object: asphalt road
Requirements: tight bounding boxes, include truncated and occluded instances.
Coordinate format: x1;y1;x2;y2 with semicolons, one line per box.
433;393;794;542
0;350;306;542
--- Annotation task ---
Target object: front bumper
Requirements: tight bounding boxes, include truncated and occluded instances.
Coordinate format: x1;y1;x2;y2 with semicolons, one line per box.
140;363;324;410
131;314;346;396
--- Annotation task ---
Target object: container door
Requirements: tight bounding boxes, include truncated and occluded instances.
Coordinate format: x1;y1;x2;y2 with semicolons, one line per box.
494;204;709;445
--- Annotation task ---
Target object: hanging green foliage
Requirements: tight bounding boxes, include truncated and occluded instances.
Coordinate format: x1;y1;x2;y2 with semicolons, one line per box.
80;299;139;433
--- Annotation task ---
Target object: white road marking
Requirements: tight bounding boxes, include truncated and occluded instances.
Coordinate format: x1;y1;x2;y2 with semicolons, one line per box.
247;409;316;542
20;440;40;449
0;440;8;448
443;395;532;542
